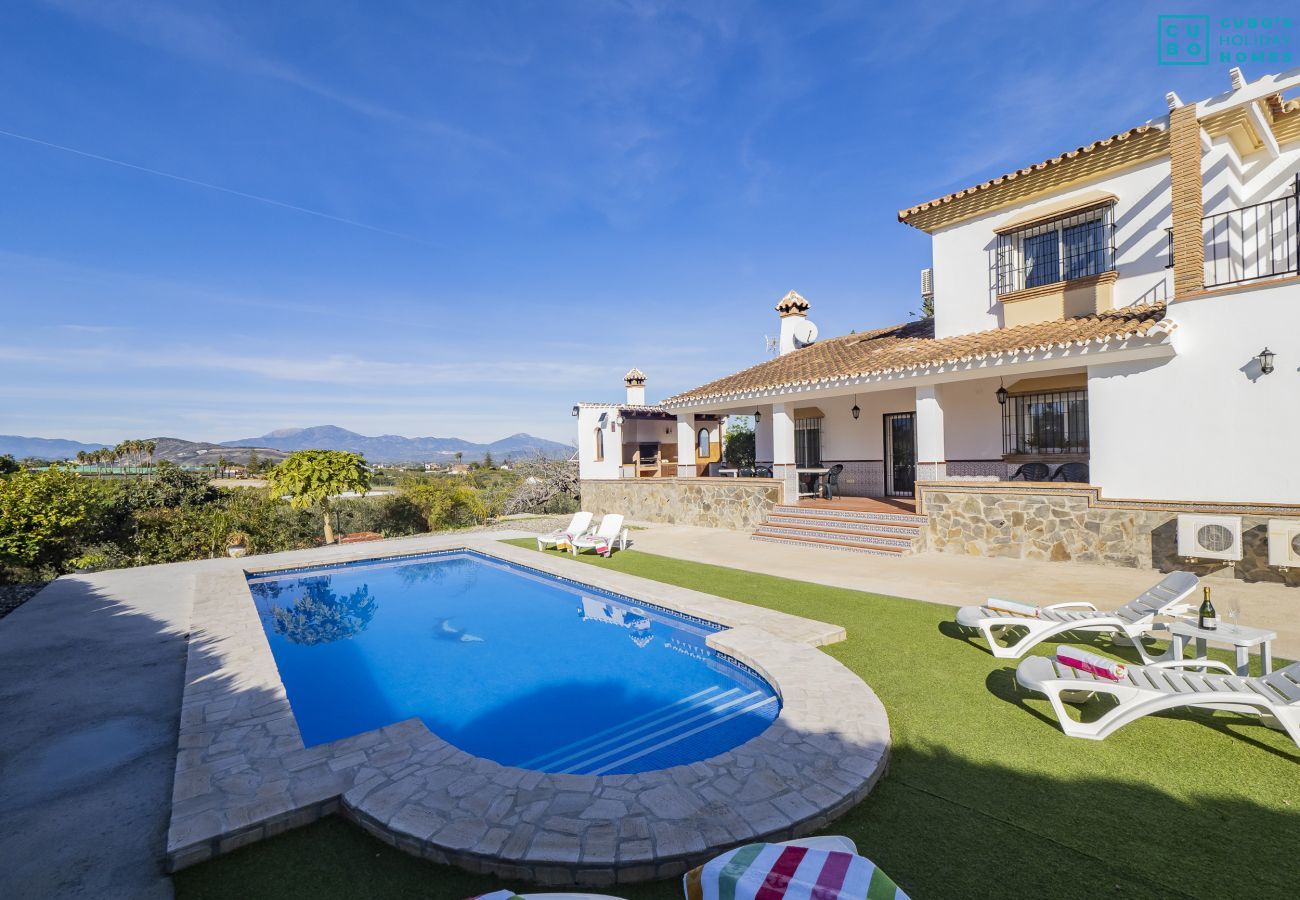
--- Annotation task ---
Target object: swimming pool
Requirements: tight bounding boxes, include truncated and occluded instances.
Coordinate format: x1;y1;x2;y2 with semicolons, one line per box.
245;550;780;774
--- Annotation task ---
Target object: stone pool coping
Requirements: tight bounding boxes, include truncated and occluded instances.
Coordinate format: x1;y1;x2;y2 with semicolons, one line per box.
166;536;890;885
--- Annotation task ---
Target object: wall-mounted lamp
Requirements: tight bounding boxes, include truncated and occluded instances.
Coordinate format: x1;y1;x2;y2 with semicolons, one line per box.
754;410;762;424
851;394;860;420
665;424;672;434
996;380;1008;406
571;405;579;417
1258;347;1275;375
615;415;625;426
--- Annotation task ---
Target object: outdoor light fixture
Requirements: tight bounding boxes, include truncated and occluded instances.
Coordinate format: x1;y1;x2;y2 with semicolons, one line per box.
615;415;625;426
996;380;1008;406
851;394;860;420
1258;347;1276;375
571;405;579;416
754;410;762;424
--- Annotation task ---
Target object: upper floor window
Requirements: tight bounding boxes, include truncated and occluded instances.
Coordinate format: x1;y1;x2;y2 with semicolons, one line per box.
997;205;1115;295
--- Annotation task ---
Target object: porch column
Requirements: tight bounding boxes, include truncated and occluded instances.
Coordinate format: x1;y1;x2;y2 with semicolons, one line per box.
915;384;947;483
675;415;696;477
771;402;798;502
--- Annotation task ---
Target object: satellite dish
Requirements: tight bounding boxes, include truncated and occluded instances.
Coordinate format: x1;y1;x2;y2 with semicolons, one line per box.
791;319;819;347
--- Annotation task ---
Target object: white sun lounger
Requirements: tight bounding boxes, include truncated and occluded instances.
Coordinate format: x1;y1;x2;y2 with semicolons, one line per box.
954;571;1198;660
1016;655;1300;746
569;513;628;557
537;511;594;551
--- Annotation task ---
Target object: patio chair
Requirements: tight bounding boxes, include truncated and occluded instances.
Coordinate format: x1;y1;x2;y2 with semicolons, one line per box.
738;467;755;478
1016;655;1300;746
536;511;593;552
1009;462;1051;481
754;465;773;478
1053;461;1090;483
953;570;1198;660
819;464;845;500
569;514;629;557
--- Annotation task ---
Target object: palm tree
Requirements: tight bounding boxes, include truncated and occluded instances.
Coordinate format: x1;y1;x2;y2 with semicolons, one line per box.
266;450;370;545
216;455;228;480
143;439;157;476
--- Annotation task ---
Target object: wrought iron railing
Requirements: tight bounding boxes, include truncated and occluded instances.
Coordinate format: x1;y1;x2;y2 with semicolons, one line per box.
1203;174;1300;288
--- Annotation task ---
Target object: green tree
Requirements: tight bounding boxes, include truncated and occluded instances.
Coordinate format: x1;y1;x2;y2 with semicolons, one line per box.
483;450;494;469
0;454;18;475
0;467;101;579
723;421;756;469
266;450;370;545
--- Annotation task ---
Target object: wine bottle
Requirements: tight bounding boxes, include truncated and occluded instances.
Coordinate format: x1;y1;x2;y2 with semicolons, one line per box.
1198;586;1217;631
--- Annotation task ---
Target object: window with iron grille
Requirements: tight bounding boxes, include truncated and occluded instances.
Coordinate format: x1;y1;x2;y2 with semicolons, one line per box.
997;206;1116;294
1002;390;1089;455
794;417;822;468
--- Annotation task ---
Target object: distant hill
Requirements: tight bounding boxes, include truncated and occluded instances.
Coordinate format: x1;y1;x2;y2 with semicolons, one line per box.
0;434;292;466
0;435;109;460
2;427;574;465
221;426;574;463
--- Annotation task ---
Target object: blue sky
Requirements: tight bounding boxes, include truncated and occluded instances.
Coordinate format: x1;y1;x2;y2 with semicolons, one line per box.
0;1;1259;444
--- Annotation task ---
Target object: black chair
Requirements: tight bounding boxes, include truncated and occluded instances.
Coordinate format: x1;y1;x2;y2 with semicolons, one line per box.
820;464;845;499
1010;462;1051;482
754;465;773;478
1053;462;1090;483
738;467;755;478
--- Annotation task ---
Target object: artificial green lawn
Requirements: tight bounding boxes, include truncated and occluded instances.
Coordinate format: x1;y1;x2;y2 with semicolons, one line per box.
176;542;1300;900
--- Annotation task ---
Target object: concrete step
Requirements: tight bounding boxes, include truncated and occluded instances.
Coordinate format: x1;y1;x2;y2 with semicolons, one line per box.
751;532;908;557
765;514;922;537
755;524;916;549
772;504;928;526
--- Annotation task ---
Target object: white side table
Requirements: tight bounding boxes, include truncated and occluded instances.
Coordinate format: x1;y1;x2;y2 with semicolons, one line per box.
1167;619;1276;677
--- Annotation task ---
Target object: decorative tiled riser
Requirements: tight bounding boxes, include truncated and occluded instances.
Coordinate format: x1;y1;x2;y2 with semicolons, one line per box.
581;479;780;530
922;487;1300;586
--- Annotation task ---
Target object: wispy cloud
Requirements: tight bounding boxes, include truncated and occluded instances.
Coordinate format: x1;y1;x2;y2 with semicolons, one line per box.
41;0;505;154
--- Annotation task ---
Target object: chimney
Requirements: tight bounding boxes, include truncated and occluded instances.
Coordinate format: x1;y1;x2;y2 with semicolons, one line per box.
624;367;647;405
1168;98;1205;299
775;291;815;355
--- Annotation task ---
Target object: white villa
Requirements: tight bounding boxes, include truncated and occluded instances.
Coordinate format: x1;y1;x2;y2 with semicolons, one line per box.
576;68;1300;584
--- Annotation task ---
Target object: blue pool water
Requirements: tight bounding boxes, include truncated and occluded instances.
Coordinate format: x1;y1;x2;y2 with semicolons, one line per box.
246;550;779;774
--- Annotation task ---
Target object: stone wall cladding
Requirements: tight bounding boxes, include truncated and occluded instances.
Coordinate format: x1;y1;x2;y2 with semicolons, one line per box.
921;482;1300;586
581;478;780;530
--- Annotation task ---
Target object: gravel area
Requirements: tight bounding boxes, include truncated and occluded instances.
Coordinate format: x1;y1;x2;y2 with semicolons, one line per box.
0;584;46;621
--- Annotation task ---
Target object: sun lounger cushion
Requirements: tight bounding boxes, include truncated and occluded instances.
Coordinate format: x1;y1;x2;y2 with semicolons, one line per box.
684;842;909;900
983;598;1040;618
1056;646;1127;681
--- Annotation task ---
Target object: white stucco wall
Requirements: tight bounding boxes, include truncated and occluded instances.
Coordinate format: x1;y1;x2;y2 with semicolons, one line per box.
815;389;915;461
575;406;622;480
940;378;1004;461
930;155;1175;339
1089;279;1300;503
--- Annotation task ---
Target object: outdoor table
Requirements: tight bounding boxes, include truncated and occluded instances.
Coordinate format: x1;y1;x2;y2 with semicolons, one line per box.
717;468;739;477
1167;619;1276;676
795;467;830;497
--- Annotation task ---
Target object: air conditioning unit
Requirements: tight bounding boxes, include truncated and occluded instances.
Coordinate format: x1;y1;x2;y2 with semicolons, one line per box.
1177;514;1243;561
920;267;934;302
1267;518;1300;567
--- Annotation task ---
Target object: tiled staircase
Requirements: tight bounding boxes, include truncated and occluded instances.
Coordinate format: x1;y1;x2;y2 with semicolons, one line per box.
752;502;927;557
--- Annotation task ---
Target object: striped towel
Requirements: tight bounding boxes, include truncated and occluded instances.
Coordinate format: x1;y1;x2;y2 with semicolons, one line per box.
1056;646;1127;681
684;843;908;900
983;598;1040;618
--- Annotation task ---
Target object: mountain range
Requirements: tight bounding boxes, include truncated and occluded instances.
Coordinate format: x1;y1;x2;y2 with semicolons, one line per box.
0;426;574;465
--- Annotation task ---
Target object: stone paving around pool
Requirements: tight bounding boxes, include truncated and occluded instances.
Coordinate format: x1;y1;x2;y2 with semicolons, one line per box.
166;536;891;885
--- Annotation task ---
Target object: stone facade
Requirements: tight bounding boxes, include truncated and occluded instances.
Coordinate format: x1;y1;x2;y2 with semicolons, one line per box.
920;482;1300;587
581;478;781;531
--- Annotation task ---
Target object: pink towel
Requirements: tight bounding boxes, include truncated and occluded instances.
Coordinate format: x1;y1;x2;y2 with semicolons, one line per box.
1056;646;1126;681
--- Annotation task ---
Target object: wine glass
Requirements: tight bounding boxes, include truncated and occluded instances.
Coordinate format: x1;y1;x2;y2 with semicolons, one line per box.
1228;595;1241;629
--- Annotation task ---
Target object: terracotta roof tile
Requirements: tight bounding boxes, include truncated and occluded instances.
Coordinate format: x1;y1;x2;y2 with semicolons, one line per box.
897;122;1165;226
662;304;1173;408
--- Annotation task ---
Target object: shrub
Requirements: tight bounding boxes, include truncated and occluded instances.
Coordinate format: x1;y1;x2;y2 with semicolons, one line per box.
0;467;105;582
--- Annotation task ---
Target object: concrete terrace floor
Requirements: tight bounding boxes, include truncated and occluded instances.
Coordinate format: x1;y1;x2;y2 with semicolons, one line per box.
626;523;1300;657
0;529;542;900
